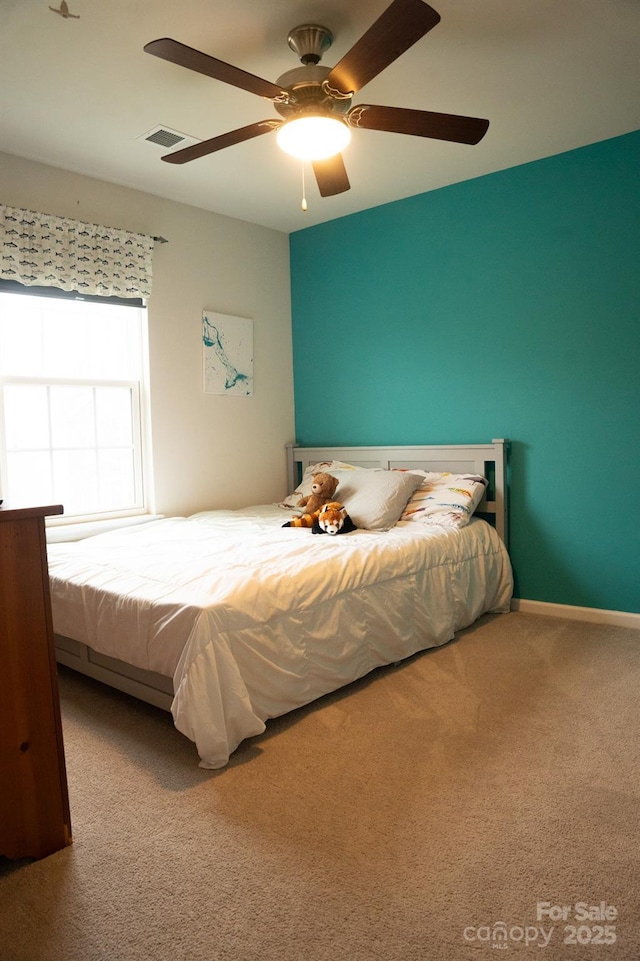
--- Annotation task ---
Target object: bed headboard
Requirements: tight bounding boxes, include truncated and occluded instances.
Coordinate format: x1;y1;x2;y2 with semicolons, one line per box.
286;439;510;545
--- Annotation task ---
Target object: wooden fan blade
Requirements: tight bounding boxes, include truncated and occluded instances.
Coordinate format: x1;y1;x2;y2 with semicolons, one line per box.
144;38;288;102
323;0;440;98
162;121;282;164
312;154;351;197
347;104;489;144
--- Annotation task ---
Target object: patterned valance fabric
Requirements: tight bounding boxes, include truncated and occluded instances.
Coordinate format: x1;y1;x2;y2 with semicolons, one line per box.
0;205;154;298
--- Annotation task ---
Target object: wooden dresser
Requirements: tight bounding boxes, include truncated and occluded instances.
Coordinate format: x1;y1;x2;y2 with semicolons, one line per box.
0;504;72;860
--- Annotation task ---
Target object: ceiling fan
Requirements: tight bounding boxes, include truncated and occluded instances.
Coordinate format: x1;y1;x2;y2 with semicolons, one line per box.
144;0;489;198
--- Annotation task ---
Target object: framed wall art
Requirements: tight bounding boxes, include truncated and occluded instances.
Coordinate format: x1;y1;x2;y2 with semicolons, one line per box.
202;311;253;396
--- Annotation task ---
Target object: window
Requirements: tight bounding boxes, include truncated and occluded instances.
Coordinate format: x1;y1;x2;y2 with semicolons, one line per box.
0;284;150;522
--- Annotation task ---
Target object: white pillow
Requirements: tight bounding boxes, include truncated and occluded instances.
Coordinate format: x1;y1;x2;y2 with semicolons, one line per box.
333;469;424;531
399;471;488;528
280;460;361;509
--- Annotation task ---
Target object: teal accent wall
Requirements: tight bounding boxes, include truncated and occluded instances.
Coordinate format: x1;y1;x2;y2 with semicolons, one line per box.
290;130;640;614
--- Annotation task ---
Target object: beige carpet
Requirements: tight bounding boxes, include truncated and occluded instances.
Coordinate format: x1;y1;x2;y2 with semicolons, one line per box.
1;611;639;961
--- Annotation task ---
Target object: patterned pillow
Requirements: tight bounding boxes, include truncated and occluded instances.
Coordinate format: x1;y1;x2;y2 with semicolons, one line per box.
399;472;488;528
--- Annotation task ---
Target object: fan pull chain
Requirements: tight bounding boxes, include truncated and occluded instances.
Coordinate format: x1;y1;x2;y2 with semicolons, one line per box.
301;163;308;212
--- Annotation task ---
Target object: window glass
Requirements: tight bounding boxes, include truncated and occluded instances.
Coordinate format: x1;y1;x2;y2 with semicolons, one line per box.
0;287;148;520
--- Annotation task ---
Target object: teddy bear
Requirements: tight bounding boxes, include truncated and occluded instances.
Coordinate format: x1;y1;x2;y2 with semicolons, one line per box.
296;471;339;515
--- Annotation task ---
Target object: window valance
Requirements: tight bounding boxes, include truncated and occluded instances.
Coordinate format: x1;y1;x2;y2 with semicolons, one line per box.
0;204;155;298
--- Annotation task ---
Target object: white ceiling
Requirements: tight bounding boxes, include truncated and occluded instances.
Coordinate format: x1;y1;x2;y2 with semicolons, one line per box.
1;0;639;234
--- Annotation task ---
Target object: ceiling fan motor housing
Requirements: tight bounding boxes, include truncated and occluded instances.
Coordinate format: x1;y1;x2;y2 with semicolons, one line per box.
277;25;352;121
275;65;352;120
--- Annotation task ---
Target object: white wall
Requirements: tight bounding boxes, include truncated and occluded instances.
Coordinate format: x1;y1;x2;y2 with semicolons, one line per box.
0;151;294;516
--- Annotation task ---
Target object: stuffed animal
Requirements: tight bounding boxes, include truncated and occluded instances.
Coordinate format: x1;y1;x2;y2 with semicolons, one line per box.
282;501;357;535
296;471;339;515
282;511;319;529
312;501;357;536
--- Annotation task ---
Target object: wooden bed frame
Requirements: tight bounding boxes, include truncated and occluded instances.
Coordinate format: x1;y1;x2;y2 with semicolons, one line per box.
54;439;510;712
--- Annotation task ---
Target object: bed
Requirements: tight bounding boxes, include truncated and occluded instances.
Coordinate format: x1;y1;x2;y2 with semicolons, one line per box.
50;440;513;769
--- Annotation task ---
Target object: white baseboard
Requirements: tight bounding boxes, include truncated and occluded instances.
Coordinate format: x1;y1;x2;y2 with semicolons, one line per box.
511;598;640;631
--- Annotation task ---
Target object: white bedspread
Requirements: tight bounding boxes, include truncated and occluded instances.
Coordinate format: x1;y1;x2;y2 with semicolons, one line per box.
49;506;513;768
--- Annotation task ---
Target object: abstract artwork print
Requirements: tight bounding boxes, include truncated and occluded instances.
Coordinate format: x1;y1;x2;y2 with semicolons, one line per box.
203;311;253;396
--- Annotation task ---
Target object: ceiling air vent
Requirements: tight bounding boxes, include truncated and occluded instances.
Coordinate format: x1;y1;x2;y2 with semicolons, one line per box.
137;125;200;151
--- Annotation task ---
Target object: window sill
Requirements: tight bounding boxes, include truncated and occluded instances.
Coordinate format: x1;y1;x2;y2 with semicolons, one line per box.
46;514;164;543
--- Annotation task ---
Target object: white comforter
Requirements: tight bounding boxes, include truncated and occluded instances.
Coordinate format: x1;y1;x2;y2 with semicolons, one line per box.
48;506;513;768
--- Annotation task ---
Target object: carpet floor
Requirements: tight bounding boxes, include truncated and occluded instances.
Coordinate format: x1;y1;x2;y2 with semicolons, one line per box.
1;611;639;960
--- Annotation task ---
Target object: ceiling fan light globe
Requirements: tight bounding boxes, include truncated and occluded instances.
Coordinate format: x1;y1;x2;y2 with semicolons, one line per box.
276;116;351;161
